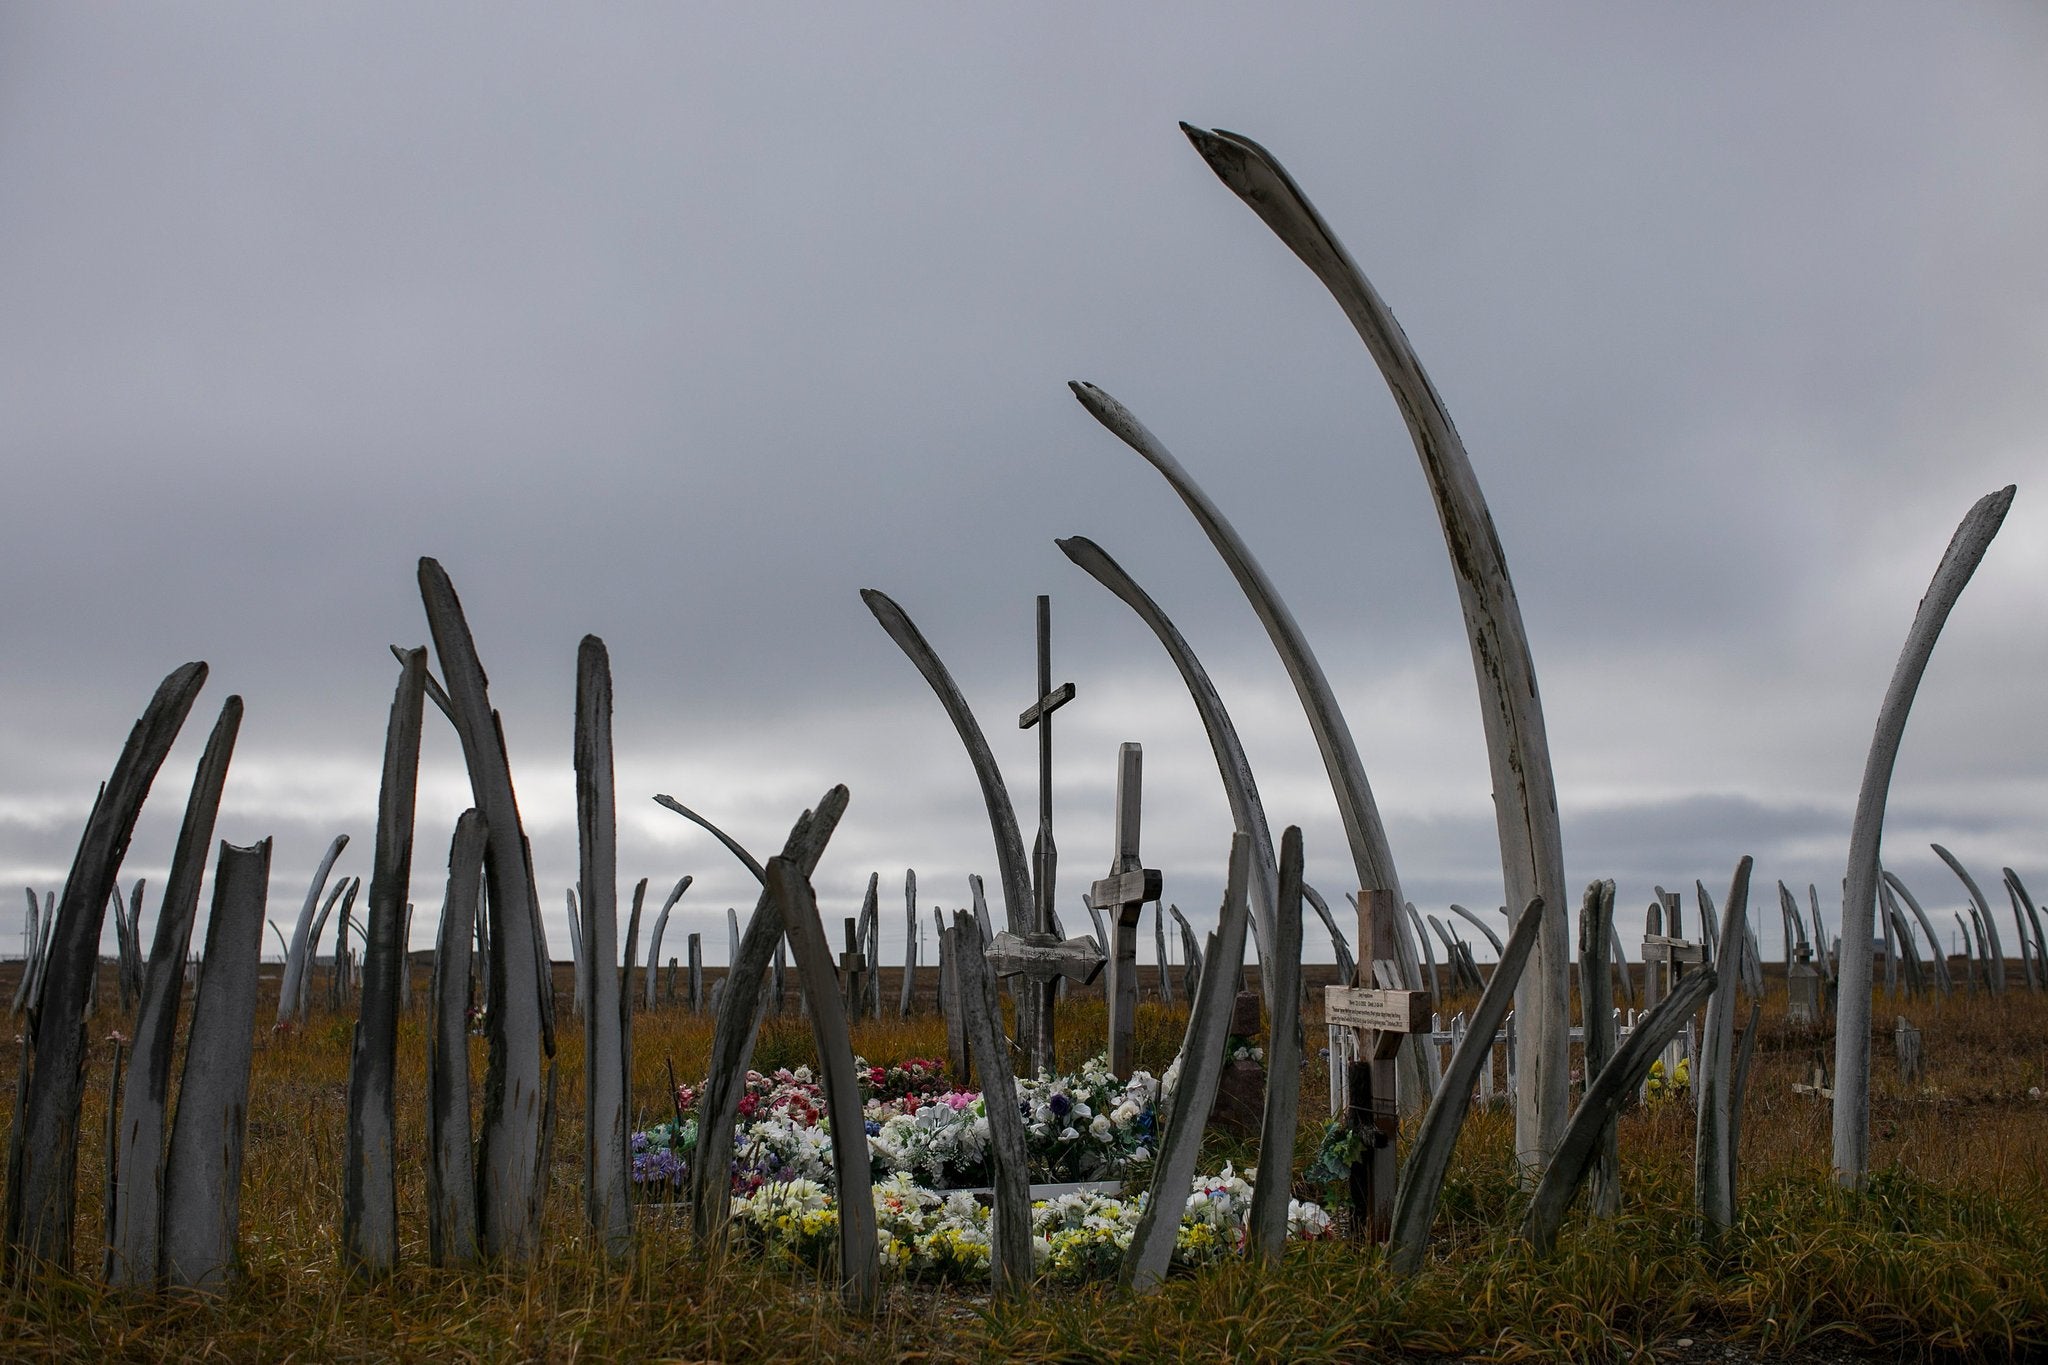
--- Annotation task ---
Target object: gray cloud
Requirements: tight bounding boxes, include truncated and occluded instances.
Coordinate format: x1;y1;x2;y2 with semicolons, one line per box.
3;6;2044;975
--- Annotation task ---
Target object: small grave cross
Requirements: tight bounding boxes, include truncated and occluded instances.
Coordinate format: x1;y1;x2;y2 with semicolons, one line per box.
986;928;1105;1078
1640;891;1705;1009
839;917;867;1020
1323;889;1430;1242
1641;891;1704;1076
1791;1055;1835;1102
1090;742;1162;1079
1017;593;1075;1071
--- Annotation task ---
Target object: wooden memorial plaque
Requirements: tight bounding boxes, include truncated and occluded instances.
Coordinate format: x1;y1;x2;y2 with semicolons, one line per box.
1323;984;1432;1038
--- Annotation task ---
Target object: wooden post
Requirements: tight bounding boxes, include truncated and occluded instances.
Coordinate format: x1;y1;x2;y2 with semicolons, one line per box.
418;558;552;1263
939;908;968;1086
1122;833;1253;1292
343;644;426;1277
1248;826;1305;1265
840;918;863;1020
643;876;693;1012
857;877;882;1020
900;871;919;1018
948;913;1031;1302
1696;858;1753;1238
2;661;212;1274
574;638;630;1261
1154;899;1173;1006
763;858;880;1314
107;697;241;1287
279;835;349;1028
687;934;703;1014
427;811;484;1267
1576;879;1619;1219
687;788;848;1249
1170;904;1202;1001
162;838;271;1291
1090;743;1162;1079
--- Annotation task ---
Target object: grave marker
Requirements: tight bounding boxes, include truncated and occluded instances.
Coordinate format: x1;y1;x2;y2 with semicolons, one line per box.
1787;942;1822;1027
1017;594;1075;1072
839;918;865;1019
1325;889;1430;1242
984;926;1106;1068
1642;892;1703;1078
1894;1015;1922;1084
1089;742;1162;1078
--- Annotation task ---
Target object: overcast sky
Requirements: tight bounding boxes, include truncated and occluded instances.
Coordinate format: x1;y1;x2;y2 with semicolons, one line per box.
3;5;2044;974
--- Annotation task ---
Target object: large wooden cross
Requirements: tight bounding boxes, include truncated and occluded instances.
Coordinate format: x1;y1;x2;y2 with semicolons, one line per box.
1322;889;1430;1242
1017;593;1074;1074
1089;742;1161;1079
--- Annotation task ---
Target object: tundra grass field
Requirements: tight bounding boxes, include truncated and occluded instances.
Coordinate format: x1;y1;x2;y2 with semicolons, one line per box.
2;963;2045;1363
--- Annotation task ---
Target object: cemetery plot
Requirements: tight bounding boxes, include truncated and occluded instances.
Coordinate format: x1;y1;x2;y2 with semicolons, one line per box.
0;122;2042;1364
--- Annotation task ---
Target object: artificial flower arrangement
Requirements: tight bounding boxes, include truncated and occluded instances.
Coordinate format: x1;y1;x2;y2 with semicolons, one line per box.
724;1164;1336;1285
1644;1055;1691;1103
631;1053;1336;1283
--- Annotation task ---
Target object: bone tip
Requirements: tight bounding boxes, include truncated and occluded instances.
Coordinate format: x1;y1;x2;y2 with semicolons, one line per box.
1069;381;1115;418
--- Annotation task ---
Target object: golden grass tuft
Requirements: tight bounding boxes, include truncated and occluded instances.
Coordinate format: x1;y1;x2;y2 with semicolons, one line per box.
0;961;2043;1361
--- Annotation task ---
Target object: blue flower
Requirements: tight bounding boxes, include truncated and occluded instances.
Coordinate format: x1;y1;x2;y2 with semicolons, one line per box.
864;1119;882;1137
1049;1093;1072;1118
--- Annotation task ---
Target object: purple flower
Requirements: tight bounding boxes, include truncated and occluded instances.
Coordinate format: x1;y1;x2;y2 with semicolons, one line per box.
1049;1093;1072;1118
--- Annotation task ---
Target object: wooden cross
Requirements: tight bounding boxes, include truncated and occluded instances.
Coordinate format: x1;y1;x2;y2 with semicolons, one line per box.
1641;892;1703;1077
1791;1058;1834;1102
1323;889;1429;1242
838;916;867;1020
1089;742;1162;1079
1640;892;1703;1011
1017;593;1074;1074
985;928;1104;1077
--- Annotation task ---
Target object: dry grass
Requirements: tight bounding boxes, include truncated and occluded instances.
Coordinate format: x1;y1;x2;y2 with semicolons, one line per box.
1;962;2044;1362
